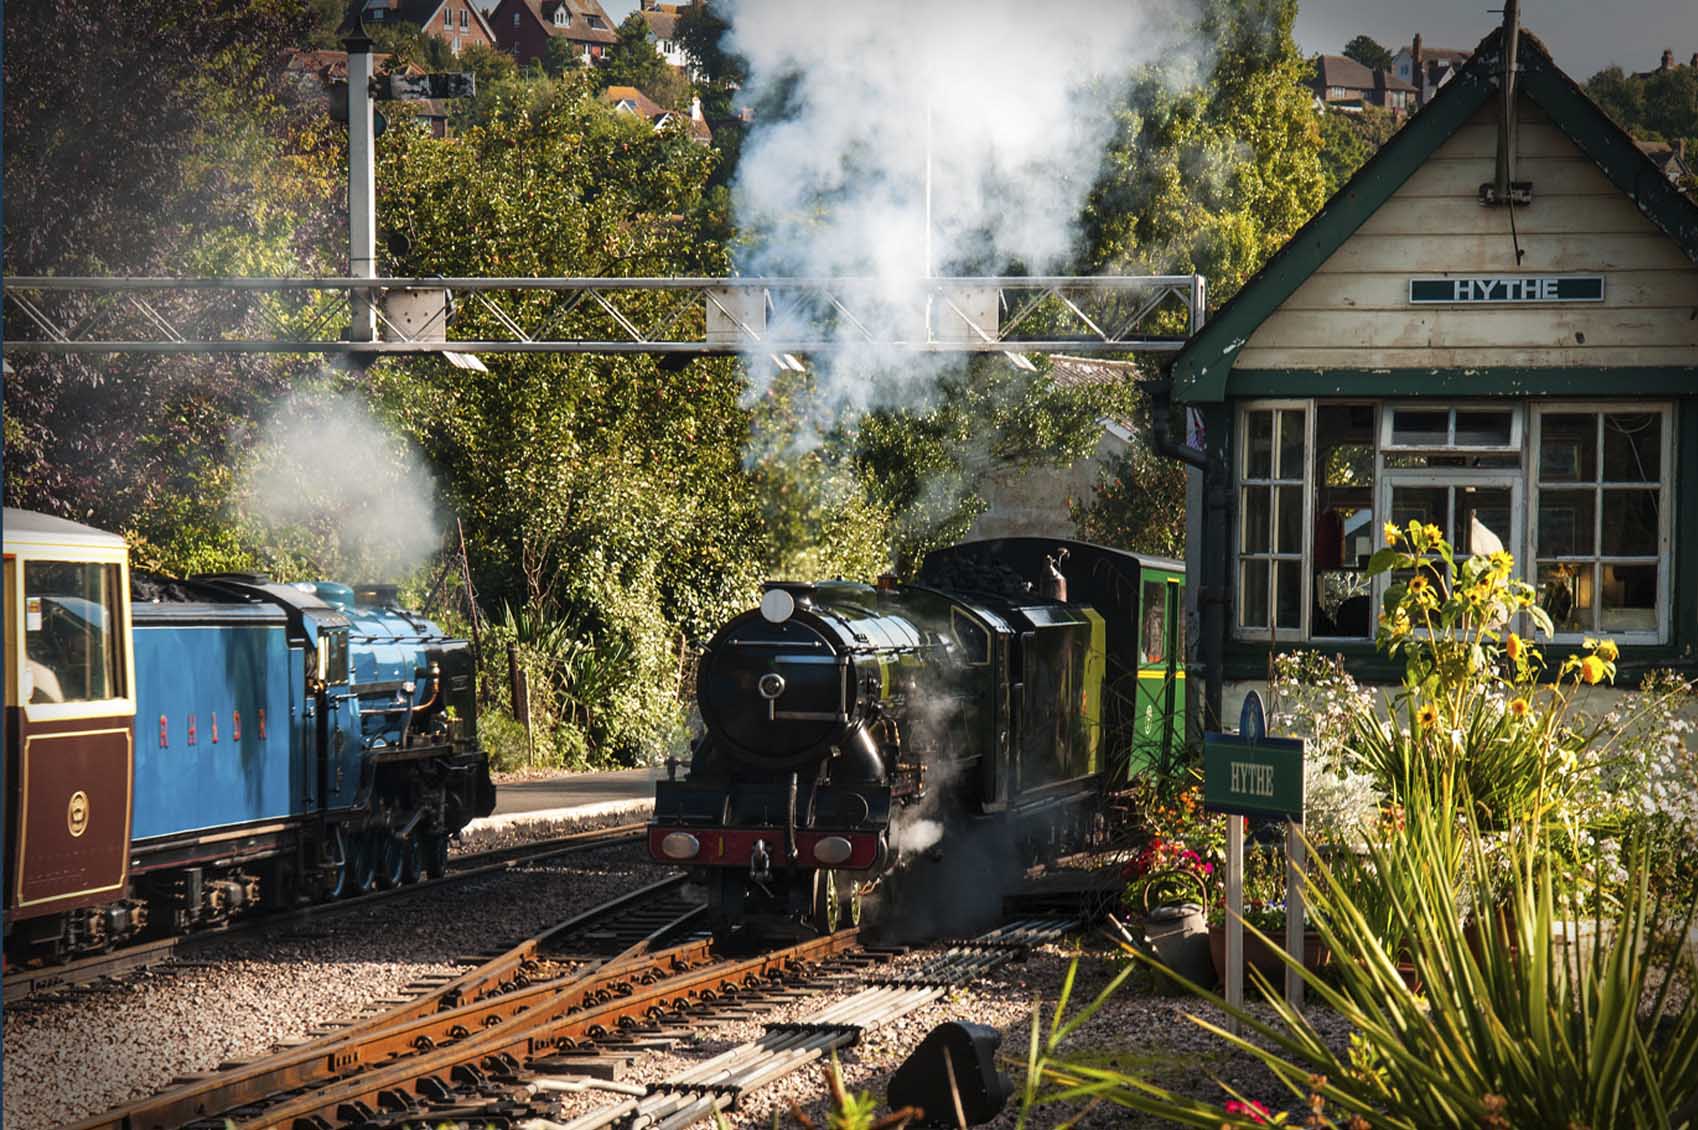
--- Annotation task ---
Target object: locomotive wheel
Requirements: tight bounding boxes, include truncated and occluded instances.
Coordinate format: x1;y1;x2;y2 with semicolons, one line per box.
328;825;356;900
401;836;426;885
842;881;863;928
811;870;841;934
345;831;378;897
377;833;407;890
424;834;450;880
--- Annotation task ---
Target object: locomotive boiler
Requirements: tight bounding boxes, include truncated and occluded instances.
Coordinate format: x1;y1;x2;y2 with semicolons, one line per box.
648;538;1188;939
3;508;494;963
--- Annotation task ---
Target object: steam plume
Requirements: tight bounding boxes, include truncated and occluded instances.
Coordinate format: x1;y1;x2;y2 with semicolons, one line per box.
240;389;439;580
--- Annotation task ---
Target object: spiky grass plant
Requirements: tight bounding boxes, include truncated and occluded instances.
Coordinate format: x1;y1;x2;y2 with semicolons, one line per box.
1018;781;1698;1128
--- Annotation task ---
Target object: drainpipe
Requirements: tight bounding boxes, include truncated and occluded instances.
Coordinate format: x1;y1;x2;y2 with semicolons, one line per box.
1149;374;1228;732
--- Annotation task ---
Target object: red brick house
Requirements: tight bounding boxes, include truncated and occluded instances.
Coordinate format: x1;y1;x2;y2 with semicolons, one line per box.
490;0;619;68
362;0;498;56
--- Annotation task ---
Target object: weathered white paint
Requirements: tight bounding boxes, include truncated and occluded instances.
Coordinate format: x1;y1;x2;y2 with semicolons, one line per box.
1239;96;1698;371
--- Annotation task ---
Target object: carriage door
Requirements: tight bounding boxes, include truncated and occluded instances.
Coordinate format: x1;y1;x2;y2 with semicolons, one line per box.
1131;572;1182;778
6;554;135;921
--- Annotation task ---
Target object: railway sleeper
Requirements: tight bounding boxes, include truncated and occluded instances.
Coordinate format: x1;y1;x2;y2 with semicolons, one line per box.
763;1021;863;1047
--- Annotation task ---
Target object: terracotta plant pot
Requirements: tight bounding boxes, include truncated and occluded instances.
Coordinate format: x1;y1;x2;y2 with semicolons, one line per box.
1208;922;1328;985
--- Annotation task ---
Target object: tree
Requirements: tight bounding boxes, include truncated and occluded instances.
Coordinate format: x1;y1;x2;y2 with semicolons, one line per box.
1586;62;1698;156
1316;104;1400;195
674;1;745;117
1342;34;1393;73
600;11;692;110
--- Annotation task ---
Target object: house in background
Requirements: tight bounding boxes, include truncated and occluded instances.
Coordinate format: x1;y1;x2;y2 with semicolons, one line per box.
1390;36;1472;108
638;1;698;78
601;85;712;144
490;0;618;68
1310;55;1418;115
1635;139;1694;190
362;0;497;56
1168;26;1698;722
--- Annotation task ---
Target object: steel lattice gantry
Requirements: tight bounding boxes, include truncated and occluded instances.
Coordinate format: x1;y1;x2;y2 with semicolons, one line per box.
1;275;1204;358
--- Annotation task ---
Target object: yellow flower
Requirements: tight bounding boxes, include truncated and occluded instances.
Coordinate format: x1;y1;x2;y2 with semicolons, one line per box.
1408;575;1429;595
1505;633;1524;662
1423;522;1443;543
1416;702;1439;728
1508;697;1531;719
1579;655;1607;685
1596;639;1619;662
1383;521;1402;547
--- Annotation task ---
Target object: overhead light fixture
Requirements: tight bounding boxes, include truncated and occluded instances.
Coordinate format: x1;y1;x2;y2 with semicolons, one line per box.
1003;351;1037;372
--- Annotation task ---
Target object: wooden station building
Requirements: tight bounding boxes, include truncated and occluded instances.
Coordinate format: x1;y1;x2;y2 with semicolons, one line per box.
1160;26;1698;723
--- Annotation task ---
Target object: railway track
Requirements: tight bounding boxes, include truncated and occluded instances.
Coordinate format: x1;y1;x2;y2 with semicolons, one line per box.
68;876;879;1130
3;821;647;1006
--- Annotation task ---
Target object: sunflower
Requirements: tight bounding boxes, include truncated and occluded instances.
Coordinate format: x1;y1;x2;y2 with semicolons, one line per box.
1383;521;1402;547
1408;575;1430;595
1505;633;1524;661
1416;702;1439;728
1579;655;1607;685
1596;639;1619;662
1508;697;1531;719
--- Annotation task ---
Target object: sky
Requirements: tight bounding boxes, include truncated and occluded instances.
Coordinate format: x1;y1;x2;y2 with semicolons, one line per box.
1292;0;1696;81
602;0;1694;84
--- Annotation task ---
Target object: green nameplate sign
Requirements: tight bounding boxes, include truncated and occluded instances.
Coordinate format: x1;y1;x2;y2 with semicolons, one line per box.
1203;732;1305;821
1408;275;1604;304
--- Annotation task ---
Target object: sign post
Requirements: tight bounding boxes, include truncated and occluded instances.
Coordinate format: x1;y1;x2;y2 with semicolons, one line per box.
1203;691;1306;1029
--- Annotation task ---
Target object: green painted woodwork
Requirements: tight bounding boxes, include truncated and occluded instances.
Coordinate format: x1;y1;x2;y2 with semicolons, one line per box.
1130;569;1186;776
1226;368;1698;399
1171;27;1698;404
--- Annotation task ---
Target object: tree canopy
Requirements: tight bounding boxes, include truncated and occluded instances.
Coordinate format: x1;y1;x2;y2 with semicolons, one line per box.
1342;34;1394;72
1586;62;1698;160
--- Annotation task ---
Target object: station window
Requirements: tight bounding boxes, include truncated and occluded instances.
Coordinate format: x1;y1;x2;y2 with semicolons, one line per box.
1140;581;1168;664
1532;406;1670;640
1234;399;1674;646
22;561;125;705
1237;404;1306;635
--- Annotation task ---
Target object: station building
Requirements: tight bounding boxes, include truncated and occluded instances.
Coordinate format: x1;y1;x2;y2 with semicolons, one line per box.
1163;27;1698;722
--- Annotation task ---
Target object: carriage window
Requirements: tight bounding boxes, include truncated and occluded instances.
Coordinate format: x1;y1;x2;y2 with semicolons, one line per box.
1139;581;1167;664
23;561;124;704
950;609;990;666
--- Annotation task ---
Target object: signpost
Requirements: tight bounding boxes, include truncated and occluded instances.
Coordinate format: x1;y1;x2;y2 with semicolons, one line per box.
1203;691;1306;1026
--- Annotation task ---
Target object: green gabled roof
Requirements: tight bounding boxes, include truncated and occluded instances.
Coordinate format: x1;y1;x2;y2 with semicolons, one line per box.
1171;26;1698;403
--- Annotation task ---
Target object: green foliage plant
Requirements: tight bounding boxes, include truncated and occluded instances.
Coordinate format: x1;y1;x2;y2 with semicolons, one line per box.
1021;793;1698;1128
1353;520;1615;830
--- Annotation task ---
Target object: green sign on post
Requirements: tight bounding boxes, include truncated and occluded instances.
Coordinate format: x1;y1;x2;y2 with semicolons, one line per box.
1203;732;1305;821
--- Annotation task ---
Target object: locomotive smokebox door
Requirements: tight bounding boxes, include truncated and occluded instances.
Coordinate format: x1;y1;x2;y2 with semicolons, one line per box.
887;1021;1012;1126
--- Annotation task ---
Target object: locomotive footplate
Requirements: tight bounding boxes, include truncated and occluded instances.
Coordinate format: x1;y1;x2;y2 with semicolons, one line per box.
647;824;884;872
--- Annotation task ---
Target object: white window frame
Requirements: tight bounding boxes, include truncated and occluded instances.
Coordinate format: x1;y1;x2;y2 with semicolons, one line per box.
1234;399;1311;642
1379;401;1523;453
1529;403;1673;644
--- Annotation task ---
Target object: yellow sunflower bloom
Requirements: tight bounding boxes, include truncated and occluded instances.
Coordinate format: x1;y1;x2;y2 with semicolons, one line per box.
1416;702;1439;728
1596;639;1619;662
1505;633;1524;661
1579;655;1607;685
1508;697;1531;719
1383;522;1402;547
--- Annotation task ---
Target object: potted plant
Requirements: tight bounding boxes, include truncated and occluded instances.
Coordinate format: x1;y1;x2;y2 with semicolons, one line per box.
1206;839;1328;983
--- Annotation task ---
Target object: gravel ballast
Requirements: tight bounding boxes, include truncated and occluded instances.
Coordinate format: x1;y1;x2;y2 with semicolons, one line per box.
2;841;671;1130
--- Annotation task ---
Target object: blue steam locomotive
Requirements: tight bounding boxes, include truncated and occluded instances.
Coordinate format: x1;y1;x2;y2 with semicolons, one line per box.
3;509;494;963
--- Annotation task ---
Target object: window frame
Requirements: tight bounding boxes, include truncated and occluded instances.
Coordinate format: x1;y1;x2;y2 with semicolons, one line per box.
14;554;135;723
1530;402;1673;644
1234;399;1312;642
1379;401;1523;453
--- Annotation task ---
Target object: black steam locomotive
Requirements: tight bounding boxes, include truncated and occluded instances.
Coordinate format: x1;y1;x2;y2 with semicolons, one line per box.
647;538;1188;940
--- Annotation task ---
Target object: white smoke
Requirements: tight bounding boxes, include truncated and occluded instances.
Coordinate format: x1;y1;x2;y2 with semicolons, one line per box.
724;0;1205;421
239;389;439;580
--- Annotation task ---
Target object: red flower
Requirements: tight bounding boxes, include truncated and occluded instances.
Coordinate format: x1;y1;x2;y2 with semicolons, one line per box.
1224;1099;1271;1124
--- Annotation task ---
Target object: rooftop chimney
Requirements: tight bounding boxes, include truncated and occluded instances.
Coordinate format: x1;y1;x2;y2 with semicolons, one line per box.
1662;48;1675;70
1412;34;1425;105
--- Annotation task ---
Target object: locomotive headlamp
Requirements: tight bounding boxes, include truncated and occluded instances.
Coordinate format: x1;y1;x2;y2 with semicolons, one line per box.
659;832;701;860
757;673;786;700
813;836;854;865
759;587;795;623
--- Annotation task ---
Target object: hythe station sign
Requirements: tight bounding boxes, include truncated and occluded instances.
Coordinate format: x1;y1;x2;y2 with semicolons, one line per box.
1408;275;1606;304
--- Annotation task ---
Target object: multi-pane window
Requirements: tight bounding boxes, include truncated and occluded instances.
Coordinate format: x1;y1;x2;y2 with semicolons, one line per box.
1533;407;1669;639
1238;405;1307;635
23;562;125;705
444;6;452;26
1233;399;1674;646
460;8;468;28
